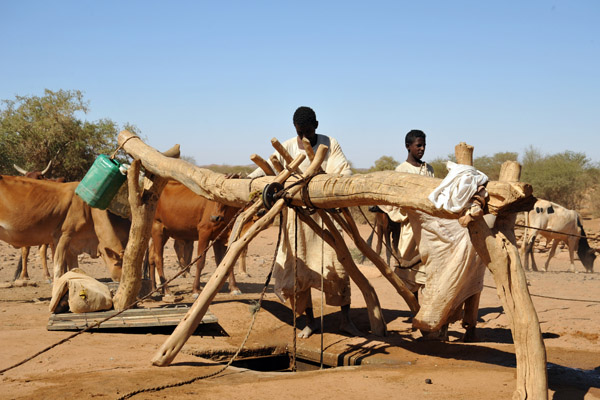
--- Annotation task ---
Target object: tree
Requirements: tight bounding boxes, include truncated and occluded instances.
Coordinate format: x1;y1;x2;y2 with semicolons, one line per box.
0;89;135;181
473;152;518;181
369;155;399;172
521;147;594;209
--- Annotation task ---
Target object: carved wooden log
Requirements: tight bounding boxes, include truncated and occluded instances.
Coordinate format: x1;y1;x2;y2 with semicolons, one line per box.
467;161;548;400
250;154;275;176
455;142;474;166
112;144;179;310
117;131;533;217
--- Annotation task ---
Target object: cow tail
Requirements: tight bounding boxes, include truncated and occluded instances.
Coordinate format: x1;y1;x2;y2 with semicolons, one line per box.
142;247;150;280
13;256;23;281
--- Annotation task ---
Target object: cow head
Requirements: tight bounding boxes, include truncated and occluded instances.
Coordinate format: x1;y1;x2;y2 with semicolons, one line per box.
101;247;125;282
14;160;52;180
576;218;596;273
578;245;596;273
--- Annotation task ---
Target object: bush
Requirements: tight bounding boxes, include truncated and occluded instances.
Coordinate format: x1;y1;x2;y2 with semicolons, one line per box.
521;147;596;210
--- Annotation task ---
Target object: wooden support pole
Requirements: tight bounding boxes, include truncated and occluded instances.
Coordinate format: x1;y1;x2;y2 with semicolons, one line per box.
112;145;178;310
269;155;284;173
250;154;275;176
467;160;548;399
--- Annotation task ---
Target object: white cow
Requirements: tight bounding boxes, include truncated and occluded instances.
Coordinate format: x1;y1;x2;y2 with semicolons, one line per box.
522;199;596;273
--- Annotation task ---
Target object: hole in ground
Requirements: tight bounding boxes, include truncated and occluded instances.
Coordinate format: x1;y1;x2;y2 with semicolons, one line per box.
190;347;335;372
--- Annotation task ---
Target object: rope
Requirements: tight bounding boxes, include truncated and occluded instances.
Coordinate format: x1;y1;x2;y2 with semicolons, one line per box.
0;197;254;376
357;206;402;266
515;223;600;242
320;217;324;369
116;213;285;400
110;135;139;160
291;210;298;372
482;284;600;304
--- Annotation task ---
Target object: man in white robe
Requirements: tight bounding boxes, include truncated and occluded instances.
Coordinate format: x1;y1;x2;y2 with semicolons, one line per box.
248;106;360;338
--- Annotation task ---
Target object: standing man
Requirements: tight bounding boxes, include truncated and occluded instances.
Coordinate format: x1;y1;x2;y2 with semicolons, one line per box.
382;130;434;295
248;106;360;338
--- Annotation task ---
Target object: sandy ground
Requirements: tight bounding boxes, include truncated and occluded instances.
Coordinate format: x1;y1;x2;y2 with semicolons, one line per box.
0;220;599;400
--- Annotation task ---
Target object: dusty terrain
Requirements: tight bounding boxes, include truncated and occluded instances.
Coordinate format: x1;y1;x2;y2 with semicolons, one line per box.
1;221;599;400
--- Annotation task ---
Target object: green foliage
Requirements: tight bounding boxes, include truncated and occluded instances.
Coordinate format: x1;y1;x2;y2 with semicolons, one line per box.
428;154;456;179
368;155;399;172
521;147;596;209
473;152;518;181
0;89;132;181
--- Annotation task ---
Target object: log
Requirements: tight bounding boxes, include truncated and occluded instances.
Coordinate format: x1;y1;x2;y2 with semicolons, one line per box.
117;130;533;218
467;161;548;399
250;154;275;176
455;142;474;166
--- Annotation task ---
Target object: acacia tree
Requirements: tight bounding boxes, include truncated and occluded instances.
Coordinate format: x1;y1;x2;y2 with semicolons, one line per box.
368;155;399;172
0;89;137;181
521;146;595;209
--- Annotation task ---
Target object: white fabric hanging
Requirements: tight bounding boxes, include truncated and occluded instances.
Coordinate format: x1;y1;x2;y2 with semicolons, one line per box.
428;161;489;213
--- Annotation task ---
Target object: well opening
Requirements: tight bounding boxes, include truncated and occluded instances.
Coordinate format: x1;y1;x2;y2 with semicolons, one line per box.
189;346;336;372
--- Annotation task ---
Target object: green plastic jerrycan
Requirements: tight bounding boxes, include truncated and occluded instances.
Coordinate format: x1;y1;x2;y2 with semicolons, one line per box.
75;154;127;209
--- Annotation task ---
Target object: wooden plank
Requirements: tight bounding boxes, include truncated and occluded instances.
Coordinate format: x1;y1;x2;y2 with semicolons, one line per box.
47;305;218;331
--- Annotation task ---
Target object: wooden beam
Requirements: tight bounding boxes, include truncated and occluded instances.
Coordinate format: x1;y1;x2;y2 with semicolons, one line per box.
117;130;533;217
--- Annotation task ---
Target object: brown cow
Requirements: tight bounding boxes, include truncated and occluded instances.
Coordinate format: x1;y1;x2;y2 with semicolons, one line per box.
0;175;130;288
12;161;65;281
361;206;400;265
149;181;242;296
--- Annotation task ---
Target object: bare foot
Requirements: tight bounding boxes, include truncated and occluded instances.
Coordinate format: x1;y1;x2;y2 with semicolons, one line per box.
298;321;320;338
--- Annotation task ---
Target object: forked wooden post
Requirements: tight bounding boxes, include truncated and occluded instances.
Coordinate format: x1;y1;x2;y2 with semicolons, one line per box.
467;160;547;400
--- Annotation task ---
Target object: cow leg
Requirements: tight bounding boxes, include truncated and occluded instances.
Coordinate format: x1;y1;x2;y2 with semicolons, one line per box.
383;217;392;265
374;215;384;257
238;246;249;277
40;244;51;281
567;237;578;273
154;236;171;295
525;234;539;272
360;229;376;263
173;239;193;277
53;236;72;281
20;247;31;280
214;240;241;295
192;237;209;296
544;240;560;272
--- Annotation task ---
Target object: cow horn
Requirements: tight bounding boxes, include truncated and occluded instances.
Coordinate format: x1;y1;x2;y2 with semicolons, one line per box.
40;160;52;176
13;164;28;175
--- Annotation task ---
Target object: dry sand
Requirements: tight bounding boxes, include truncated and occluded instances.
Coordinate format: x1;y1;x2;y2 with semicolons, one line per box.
1;221;599;399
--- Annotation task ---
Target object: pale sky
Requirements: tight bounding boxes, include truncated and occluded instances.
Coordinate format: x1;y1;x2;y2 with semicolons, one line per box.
1;1;598;168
